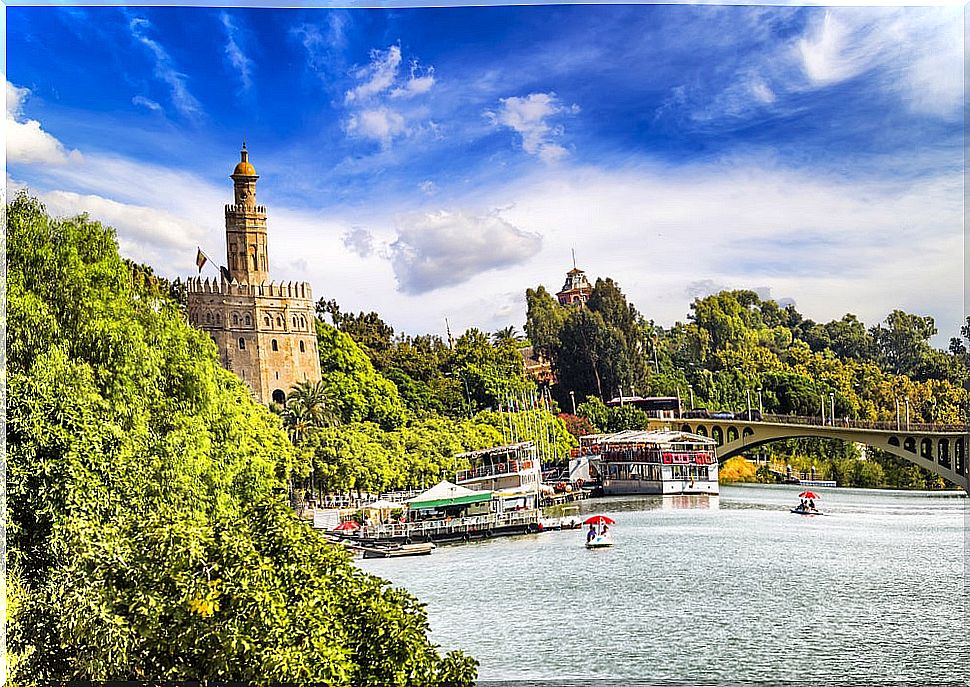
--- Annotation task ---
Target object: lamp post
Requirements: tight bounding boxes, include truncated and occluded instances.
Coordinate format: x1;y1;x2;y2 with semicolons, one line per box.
689;385;695;410
757;386;763;416
895;398;900;430
820;394;825;425
569;390;577;415
829;392;835;426
905;396;910;430
746;388;752;419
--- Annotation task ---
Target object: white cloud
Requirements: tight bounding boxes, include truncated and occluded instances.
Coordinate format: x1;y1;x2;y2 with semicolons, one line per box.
342;227;375;257
389;209;543;294
390;60;436;99
6;80;82;165
342;45;437;150
129;17;202;118
797;12;866;85
345;108;407;148
345;45;402;103
131;95;162;112
487;92;579;162
419;180;438;196
221;12;254;93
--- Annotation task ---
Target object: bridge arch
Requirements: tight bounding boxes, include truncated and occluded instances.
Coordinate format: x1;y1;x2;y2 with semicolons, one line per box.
645;418;968;490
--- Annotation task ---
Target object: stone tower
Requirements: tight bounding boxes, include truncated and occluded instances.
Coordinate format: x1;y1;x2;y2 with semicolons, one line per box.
186;145;322;405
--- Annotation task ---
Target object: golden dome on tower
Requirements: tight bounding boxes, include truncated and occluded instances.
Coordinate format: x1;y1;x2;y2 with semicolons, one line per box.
231;143;257;177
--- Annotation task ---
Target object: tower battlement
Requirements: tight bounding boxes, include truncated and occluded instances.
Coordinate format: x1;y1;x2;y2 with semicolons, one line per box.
187;276;313;300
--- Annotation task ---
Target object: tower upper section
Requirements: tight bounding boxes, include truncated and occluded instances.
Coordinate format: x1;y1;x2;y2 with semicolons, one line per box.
225;144;269;284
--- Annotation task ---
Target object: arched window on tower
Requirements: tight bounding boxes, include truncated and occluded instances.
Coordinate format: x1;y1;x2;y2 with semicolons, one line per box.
264;316;271;327
272;339;279;351
238;338;246;350
299;340;306;353
251;248;258;270
205;312;212;324
276;316;283;328
245;314;252;326
232;313;239;326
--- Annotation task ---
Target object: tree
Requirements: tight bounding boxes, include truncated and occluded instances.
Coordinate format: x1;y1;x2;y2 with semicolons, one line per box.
524;286;567;358
6;192;476;685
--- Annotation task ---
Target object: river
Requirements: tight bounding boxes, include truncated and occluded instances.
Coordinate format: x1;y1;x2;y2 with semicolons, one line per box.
358;484;966;681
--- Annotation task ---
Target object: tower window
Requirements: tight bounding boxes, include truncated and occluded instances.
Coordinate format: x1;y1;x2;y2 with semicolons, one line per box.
275;371;280;380
272;339;279;351
245;314;252;326
233;313;239;326
272;389;285;405
205;312;212;324
276;316;283;328
292;316;298;328
264;316;271;327
238;338;246;350
299;340;306;353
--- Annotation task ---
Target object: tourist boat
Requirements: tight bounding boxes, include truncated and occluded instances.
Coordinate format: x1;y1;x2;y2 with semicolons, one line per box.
584;515;614;548
455;441;544;510
579;429;719;496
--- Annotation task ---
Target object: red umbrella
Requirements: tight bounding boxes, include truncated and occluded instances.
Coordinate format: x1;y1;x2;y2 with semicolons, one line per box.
798;491;821;499
584;515;616;526
332;520;360;531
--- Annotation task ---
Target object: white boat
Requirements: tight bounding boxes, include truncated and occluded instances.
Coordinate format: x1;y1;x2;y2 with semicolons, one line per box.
579;429;719;496
455;441;544;510
584;515;615;548
585;533;614;549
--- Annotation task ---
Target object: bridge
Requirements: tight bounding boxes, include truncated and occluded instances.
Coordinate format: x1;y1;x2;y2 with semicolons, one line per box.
646;415;969;490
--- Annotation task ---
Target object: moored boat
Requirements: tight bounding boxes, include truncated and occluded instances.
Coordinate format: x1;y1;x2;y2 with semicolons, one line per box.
580;429;719;496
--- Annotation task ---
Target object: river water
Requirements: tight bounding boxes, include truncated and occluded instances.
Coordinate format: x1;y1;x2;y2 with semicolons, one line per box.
358;484;967;682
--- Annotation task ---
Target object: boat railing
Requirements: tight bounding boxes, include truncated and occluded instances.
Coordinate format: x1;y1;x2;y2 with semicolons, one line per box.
456;459;539;482
360;509;540;540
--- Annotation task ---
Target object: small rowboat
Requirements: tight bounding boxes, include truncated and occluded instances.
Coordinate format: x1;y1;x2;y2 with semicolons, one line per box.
361;542;436;558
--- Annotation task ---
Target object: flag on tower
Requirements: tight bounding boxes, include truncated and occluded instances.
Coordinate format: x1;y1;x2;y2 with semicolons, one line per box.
196;248;208;273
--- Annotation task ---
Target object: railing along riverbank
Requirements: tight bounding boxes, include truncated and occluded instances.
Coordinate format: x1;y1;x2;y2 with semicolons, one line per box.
345;509;542;544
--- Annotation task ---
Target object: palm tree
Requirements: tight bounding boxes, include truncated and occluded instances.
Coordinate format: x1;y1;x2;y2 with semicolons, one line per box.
493;325;521;345
281;401;313;445
286;380;336;428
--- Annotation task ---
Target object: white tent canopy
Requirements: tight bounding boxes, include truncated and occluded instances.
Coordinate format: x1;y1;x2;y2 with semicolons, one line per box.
406;480;492;509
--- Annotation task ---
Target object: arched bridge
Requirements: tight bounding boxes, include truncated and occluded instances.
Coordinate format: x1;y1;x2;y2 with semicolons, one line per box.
646;416;969;490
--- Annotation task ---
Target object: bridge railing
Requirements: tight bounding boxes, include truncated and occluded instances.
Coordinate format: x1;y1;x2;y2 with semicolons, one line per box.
680;413;967;433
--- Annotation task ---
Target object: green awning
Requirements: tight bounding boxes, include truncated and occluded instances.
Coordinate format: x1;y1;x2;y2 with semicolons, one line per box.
408;492;493;510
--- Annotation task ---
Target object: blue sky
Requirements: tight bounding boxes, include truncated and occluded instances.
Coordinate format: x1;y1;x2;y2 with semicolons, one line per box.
6;4;964;343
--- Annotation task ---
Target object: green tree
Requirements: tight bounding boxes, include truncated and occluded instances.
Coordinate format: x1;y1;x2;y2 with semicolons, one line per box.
6;193;476;685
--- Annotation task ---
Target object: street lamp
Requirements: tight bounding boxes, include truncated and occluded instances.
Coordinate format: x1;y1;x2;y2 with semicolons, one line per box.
895;398;900;430
905;396;910;430
756;386;763;416
688;385;695;410
829;392;835;426
746;388;752;418
569;390;577;415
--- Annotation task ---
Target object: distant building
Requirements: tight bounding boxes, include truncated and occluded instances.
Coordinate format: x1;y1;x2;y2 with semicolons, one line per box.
186;145;321;405
519;345;556;386
556;266;592;306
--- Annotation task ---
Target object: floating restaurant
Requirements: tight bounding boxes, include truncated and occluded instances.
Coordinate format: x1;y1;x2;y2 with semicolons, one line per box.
572;429;720;495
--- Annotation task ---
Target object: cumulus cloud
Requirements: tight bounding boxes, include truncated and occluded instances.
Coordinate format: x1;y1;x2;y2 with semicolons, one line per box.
342;227;375;257
221;12;254;92
129;17;202;118
486;92;579;162
6;80;82;165
389;210;542;294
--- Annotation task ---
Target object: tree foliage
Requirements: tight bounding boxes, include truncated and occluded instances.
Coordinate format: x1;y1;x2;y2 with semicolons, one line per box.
6;193;476;684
